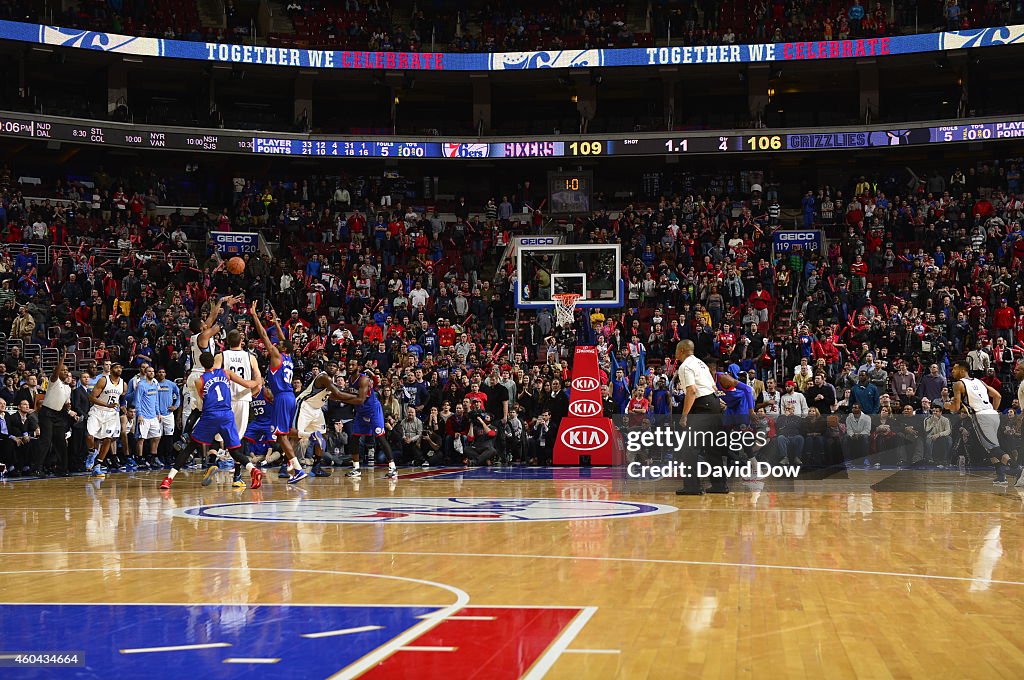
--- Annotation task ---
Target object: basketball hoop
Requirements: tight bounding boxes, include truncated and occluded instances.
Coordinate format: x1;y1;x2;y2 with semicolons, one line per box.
552;293;582;327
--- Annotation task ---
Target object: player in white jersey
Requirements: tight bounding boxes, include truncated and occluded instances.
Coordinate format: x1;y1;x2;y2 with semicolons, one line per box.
86;362;125;478
182;295;238;428
948;361;1021;485
214;329;262;440
292;364;347;478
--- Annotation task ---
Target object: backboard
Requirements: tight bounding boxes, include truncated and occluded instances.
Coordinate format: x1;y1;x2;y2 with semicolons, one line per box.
514;243;622;309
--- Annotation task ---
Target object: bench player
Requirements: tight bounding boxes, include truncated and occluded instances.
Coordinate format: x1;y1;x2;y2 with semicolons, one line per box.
160;352;263;490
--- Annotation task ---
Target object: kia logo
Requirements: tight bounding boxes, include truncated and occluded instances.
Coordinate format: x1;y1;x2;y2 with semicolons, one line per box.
560;425;609;451
569;399;602;417
572;377;600;391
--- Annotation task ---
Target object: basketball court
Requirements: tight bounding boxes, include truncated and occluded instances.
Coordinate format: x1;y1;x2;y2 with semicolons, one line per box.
4;467;1024;678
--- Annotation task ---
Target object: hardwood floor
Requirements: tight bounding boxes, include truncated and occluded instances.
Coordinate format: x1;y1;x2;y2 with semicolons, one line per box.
1;466;1023;678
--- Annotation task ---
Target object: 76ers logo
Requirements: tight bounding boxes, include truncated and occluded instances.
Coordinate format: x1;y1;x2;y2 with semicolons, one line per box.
178;497;675;523
443;143;489;158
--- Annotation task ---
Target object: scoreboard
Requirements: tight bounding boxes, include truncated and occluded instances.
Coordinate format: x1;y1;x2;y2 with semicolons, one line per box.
1;112;1023;159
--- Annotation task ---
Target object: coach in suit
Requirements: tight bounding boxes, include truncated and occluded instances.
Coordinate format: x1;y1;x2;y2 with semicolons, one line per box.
7;399;39;474
0;398;14;474
70;370;93;472
675;340;729;495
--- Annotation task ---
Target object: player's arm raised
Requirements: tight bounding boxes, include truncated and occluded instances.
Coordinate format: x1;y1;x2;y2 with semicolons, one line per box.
250;302;281;363
50;349;67;384
202;295;238;344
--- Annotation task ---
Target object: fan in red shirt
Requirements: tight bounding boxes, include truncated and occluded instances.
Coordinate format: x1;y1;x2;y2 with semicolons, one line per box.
438;320;457;347
717;324;737;357
994;299;1015;339
465;382;488;409
363;321;383;344
849;255;869;279
626;388;650;427
347;211;366;236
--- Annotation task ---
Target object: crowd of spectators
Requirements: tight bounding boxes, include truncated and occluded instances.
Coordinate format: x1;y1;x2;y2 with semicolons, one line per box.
2;153;1024;477
446;0;647;53
652;0;1024;46
3;0;1022;54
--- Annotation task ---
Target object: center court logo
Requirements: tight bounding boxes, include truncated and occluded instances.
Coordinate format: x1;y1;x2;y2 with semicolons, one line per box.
175;497;676;523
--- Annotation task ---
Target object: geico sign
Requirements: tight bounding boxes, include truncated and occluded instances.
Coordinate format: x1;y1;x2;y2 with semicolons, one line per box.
518;237;557;246
572;377;600;391
569;399;602;417
216;235;255;242
560;425;609;451
778;232;816;241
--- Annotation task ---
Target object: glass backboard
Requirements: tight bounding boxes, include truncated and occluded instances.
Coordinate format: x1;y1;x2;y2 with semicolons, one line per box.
514;243;622;309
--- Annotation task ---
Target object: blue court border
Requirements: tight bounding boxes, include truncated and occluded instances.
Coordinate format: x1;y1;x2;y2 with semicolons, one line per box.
0;603;437;679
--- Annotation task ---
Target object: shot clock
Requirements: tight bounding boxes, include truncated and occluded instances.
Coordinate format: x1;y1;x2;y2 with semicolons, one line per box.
548;172;593;214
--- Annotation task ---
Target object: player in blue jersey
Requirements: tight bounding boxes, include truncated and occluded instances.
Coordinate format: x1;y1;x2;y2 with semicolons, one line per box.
160;352;263;490
336;358;396;479
231;386;275;489
704;358;756;429
250;301;307;483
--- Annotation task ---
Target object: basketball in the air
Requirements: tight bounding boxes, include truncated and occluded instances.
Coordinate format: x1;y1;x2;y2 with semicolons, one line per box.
226;257;246;275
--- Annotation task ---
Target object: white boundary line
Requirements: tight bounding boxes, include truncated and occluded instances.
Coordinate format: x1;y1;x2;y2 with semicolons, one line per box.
121;642;230;654
5;549;1024;587
223;658;280;664
564;649;620;654
301;625;384;638
0;600;584;610
522;606;597;680
397;646;457;652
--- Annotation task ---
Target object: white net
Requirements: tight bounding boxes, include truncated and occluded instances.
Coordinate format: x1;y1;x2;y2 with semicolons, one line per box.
553;293;582;328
